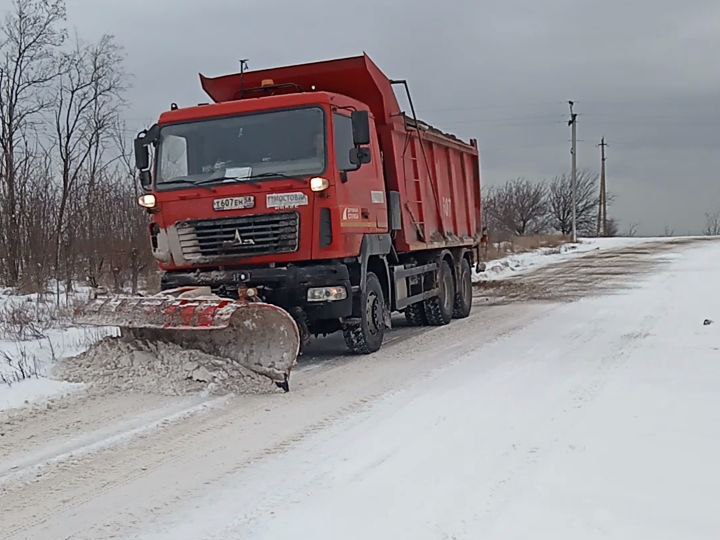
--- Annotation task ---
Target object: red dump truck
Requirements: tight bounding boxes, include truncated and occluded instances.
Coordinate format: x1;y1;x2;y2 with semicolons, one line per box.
80;55;481;387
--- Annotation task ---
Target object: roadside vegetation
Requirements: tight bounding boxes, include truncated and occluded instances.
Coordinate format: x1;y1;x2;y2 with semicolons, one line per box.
0;0;152;300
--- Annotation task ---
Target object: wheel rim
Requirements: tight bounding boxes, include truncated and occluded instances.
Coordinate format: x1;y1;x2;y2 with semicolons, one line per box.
462;267;471;303
441;269;453;313
366;292;382;335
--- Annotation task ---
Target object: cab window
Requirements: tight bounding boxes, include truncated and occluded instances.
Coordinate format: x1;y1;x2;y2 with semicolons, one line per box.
333;113;355;171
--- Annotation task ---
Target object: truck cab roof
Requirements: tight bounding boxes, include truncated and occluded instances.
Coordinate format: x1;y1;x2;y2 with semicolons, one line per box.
157;91;371;127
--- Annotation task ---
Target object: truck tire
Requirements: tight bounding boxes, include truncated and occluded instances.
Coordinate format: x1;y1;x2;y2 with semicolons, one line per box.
452;258;473;319
424;259;455;326
289;307;311;354
404;302;427;326
343;272;385;354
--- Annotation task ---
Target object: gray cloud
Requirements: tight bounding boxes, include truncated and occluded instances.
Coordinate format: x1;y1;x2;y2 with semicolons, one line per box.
6;0;718;234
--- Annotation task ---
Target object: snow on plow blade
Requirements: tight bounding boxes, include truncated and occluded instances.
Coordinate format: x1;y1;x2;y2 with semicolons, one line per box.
74;287;300;385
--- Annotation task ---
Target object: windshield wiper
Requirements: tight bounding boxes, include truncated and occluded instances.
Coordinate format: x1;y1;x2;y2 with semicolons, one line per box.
245;172;295;180
196;175;260;187
160;178;215;191
194;172;301;187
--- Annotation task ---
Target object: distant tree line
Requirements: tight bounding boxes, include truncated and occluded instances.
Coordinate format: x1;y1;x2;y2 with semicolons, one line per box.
483;170;618;241
0;0;151;295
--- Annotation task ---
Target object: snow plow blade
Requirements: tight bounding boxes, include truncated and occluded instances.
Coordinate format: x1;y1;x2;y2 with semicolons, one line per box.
74;287;300;386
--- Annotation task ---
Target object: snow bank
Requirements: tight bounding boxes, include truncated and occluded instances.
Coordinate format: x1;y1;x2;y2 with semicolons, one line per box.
0;288;114;411
0;378;83;411
59;337;281;395
473;236;670;282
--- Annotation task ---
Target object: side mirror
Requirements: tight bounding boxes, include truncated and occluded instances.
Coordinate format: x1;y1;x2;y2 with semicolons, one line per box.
351;110;370;146
134;124;160;171
139;169;152;190
349;147;371;167
134;137;149;170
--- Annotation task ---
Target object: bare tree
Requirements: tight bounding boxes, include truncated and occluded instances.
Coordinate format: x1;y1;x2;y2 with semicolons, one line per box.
663;225;674;237
624;222;639;237
484;178;547;236
51;33;125;296
0;2;156;294
546;169;599;236
704;210;720;236
0;0;65;285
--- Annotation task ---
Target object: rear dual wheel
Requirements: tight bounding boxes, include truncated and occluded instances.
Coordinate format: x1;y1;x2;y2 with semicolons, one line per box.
405;258;472;326
404;302;427;326
452;258;473;319
424;260;455;326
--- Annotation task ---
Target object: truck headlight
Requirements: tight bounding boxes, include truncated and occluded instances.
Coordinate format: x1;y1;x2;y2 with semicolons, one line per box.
138;194;156;208
307;286;347;302
309;177;329;192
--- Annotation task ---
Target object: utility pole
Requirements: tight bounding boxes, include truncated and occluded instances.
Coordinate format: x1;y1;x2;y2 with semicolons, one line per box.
239;59;249;73
568;101;578;242
597;137;608;236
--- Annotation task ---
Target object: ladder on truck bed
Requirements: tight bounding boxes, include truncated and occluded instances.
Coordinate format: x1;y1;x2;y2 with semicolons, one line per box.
405;137;427;242
391;79;446;245
404;123;446;244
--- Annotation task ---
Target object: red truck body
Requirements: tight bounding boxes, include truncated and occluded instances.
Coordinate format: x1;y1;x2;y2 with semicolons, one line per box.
137;55;481;353
198;55;481;258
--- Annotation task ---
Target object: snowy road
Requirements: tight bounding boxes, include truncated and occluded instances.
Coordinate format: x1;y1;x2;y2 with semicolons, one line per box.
1;238;719;539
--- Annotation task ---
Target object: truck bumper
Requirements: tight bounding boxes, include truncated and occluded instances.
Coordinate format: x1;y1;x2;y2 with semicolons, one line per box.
160;263;353;321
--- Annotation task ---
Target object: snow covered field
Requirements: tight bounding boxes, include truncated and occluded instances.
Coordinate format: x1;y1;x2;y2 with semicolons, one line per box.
473;236;678;281
1;237;719;539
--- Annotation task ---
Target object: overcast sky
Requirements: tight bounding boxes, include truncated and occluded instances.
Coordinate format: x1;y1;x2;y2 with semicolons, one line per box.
13;0;720;234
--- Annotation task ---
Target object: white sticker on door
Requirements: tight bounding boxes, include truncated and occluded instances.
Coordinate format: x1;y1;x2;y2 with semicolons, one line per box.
371;191;385;204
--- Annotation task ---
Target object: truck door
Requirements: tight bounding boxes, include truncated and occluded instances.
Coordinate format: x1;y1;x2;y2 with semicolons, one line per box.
333;111;387;224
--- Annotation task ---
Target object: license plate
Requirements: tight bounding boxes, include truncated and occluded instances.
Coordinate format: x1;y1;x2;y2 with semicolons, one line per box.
213;196;255;211
266;192;308;209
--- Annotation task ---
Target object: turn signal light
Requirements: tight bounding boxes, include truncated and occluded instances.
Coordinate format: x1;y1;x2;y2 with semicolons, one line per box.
138;194;156;208
309;177;329;192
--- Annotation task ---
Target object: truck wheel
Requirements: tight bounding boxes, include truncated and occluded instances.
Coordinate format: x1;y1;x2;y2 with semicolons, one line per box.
404;302;427;326
343;272;385;354
424;260;455;326
452;258;473;319
289;307;311;355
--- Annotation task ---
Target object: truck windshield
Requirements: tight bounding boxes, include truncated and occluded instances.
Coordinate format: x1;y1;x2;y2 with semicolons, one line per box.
156;107;325;187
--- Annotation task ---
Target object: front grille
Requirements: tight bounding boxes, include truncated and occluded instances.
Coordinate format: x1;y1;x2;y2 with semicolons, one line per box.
177;212;299;260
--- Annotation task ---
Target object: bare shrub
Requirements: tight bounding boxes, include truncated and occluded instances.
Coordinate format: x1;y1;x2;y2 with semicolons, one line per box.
0;302;48;340
623;222;639;237
546;170;600;236
479;233;568;262
484;178;547;237
0;347;45;385
704;210;720;236
0;1;155;297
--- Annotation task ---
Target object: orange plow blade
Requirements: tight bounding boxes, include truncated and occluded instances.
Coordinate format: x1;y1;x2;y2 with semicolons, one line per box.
74;287;300;385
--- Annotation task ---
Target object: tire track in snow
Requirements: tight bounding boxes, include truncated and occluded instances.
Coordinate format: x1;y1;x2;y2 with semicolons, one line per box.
472;311;660;534
0;394;228;487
